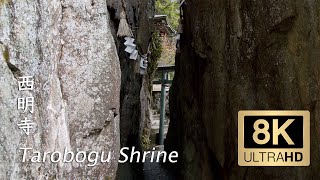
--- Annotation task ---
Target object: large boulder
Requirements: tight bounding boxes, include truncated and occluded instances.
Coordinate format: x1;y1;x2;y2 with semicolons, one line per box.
166;0;320;179
0;0;121;179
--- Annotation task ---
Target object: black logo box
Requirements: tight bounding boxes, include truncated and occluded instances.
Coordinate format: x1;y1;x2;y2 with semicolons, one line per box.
244;116;303;148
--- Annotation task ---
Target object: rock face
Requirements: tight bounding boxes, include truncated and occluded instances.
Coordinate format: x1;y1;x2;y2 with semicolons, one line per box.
166;0;320;179
106;0;155;179
0;0;121;179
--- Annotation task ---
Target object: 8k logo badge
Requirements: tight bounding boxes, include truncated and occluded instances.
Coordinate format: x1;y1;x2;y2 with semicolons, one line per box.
238;111;310;166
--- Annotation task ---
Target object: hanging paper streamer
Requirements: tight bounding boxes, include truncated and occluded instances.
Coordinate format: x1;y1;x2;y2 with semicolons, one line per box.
125;45;136;54
124;37;135;45
140;55;148;69
129;50;138;60
123;37;151;75
124;37;138;60
139;55;148;75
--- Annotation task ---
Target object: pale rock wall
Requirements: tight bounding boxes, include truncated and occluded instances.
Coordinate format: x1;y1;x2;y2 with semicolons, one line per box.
0;0;121;179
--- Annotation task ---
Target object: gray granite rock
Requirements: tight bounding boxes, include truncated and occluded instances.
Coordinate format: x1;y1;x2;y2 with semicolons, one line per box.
0;0;121;179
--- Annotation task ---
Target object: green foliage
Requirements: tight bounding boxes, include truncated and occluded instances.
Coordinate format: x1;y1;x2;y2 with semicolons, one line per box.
156;0;180;29
105;176;112;180
158;35;176;65
155;0;178;66
2;46;9;62
141;128;151;150
0;0;8;6
148;32;163;81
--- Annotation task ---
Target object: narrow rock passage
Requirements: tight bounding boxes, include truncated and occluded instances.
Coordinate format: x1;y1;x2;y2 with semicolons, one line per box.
143;109;174;180
143;150;177;180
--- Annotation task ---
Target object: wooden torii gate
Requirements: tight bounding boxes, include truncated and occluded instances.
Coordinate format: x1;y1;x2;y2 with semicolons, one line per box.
152;65;175;145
